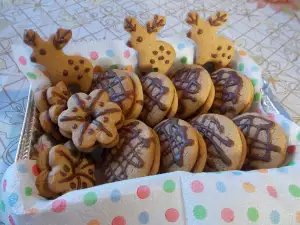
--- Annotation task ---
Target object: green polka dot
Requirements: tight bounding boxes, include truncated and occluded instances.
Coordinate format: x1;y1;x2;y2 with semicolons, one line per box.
163;180;176;193
83;192;97;206
25;187;32;196
289;184;300;197
0;200;5;213
296;132;300;141
215;171;222;174
239;63;245;71
26;72;37;79
251;79;258;87
254;92;261;101
193;205;207;220
110;64;118;69
180;56;188;64
248;207;259;222
288;161;296;166
152;68;158;72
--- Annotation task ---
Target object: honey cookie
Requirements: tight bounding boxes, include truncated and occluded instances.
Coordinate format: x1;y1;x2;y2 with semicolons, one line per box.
39;111;65;141
140;72;177;127
192;82;215;116
172;65;212;119
233;113;287;169
124;15;176;74
48;142;96;194
91;70;143;119
210;68;254;118
154;118;207;173
103;120;160;182
58;89;123;151
24;28;93;92
190;114;244;171
186;11;234;69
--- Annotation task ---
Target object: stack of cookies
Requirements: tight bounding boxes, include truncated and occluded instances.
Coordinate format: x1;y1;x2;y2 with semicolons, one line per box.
24;11;288;199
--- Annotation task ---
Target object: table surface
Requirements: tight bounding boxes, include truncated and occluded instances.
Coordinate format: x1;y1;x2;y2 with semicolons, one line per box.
0;0;299;183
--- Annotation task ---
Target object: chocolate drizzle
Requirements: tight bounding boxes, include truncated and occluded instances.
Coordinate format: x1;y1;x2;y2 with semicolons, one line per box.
233;114;281;163
141;76;169;111
191;115;233;167
211;69;243;114
155;118;194;168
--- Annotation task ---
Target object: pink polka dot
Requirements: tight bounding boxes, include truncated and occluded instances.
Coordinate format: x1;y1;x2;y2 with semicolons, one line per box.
221;208;234;222
3;179;7;192
267;186;278;198
137;185;150;199
287;146;296;154
90;51;99;60
165;208;179;222
52;199;67;213
123;50;130;59
112;216;126;225
18;56;27;65
9;215;16;225
32;164;39;176
191;180;204;193
268;113;275;121
256;108;262;113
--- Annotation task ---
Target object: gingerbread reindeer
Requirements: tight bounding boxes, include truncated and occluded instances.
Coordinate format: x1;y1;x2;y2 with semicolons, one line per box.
124;15;176;74
186;11;234;69
23;28;93;92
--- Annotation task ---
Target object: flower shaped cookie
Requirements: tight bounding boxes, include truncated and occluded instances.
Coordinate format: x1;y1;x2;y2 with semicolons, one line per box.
58;89;124;151
48;142;96;194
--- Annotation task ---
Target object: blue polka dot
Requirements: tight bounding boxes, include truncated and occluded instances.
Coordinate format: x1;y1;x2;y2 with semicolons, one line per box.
216;181;226;193
277;167;288;173
8;193;18;207
177;43;185;50
17;164;27;173
251;65;259;72
110;189;121;202
232;171;243;176
106;49;114;57
139;211;149;224
270;210;280;224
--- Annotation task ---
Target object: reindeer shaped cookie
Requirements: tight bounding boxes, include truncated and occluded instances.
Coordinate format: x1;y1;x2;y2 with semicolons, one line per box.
186;11;234;69
23;29;93;92
124;15;176;74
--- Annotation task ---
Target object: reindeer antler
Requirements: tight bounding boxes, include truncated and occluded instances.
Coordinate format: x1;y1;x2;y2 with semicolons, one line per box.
186;11;199;26
53;28;72;50
147;15;165;33
208;11;228;27
124;17;137;33
24;29;37;47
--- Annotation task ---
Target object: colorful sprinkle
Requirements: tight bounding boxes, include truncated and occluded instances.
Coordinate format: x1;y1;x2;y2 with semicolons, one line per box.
26;72;38;79
254;92;261;101
87;220;100;225
277;167;288;173
248;207;259;222
110;64;118;69
25;187;32;196
251;79;258;87
177;43;185;50
216;181;226;193
296;132;300;141
221;208;235;222
32;164;39;176
123;50;131;59
287;146;296;154
251;65;259;72
84;192;97;206
165;208;179;222
288;161;296;166
139;211;149;224
163;180;176;193
296;212;300;223
270;210;280;224
52;199;67;213
8;215;16;225
289;184;300;197
180;56;188;64
17;164;27;173
112;216;126;225
106;49;114;57
8;193;18;207
191;180;204;193
239;63;244;71
90;51;99;60
137;185;150;199
267;186;278;198
2;179;6;192
232;171;243;176
243;182;255;193
18;56;27;65
0;200;5;212
239;50;246;56
111;189;121;202
193;205;207;220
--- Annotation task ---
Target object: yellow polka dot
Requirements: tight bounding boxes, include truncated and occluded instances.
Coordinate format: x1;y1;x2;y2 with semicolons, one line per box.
296;212;300;223
243;182;255;193
87;220;100;225
125;65;133;71
239;50;246;56
26;208;39;215
257;169;268;173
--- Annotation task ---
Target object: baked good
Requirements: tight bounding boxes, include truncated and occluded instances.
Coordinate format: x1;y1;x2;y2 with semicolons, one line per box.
23;28;93;92
172;65;212;118
103;120;160;182
154;118;207;173
91;70;143;119
192;83;215;116
190;114;245;171
139;72;178;127
58;89;124;151
210;68;254;118
186;11;234;69
233;113;287;169
124;15;176;74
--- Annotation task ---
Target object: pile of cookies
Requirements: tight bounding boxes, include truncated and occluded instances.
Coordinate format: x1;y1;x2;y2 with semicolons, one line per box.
24;11;287;199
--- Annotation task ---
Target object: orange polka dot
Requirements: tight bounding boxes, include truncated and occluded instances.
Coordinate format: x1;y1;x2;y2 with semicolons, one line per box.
124;65;133;71
239;50;246;56
26;208;39;215
93;65;103;73
87;220;100;225
243;182;255;193
257;169;268;173
296;212;300;223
